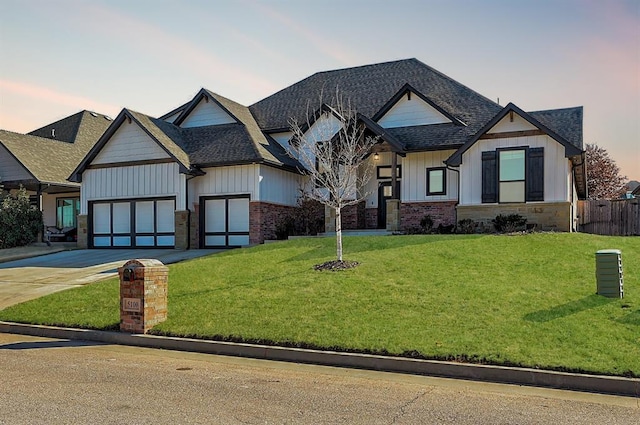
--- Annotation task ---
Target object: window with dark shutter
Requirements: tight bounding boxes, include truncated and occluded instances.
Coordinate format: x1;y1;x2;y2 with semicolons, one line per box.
482;151;497;203
526;147;544;201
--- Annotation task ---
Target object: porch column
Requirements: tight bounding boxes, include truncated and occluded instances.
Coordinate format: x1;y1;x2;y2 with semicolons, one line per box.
386;152;401;231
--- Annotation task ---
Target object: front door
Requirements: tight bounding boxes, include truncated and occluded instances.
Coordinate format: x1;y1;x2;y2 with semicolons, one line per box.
377;182;400;229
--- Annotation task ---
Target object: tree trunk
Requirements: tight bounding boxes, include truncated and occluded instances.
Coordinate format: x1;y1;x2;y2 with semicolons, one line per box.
335;206;343;261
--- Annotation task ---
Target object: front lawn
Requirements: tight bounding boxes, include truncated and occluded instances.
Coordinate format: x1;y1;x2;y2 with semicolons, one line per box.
1;233;638;377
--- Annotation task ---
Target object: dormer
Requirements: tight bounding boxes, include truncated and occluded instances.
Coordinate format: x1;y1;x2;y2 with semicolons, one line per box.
173;89;239;128
373;84;463;129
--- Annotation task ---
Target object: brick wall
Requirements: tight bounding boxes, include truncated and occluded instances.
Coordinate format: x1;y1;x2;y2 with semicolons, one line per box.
456;202;572;232
400;201;457;230
365;208;378;229
341;202;366;230
250;202;297;244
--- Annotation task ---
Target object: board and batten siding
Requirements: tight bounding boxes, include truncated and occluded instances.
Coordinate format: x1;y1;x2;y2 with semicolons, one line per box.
189;165;259;206
180;99;236;128
486;113;538;134
459;134;570;205
269;131;293;151
402;150;458;202
259;165;303;206
377;93;451;128
0;144;31;181
92;121;170;165
81;163;185;214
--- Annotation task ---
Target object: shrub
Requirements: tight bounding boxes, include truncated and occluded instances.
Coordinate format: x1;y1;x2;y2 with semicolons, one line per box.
0;187;43;248
492;213;527;233
419;215;434;233
456;219;476;234
272;194;324;240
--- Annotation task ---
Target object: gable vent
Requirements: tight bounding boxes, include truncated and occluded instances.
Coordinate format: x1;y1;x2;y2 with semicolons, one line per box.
51;129;55;138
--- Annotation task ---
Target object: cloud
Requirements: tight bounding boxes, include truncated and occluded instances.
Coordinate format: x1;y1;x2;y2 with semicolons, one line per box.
0;80;120;115
246;1;361;67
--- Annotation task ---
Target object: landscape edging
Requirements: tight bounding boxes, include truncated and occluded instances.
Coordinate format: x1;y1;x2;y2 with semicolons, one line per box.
1;321;638;398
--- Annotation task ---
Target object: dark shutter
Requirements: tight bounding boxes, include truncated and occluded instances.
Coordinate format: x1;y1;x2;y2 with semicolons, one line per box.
526;147;544;201
481;151;497;203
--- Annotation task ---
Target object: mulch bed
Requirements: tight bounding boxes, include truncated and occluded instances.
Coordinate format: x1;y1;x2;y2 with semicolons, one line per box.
313;260;359;271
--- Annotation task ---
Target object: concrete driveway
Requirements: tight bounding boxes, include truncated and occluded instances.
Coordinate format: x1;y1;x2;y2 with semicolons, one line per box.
0;249;221;309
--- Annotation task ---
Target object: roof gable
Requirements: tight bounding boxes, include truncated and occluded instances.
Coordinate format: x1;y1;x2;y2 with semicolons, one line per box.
446;103;583;166
373;84;462;128
92;119;171;165
70;109;191;182
173;89;239;128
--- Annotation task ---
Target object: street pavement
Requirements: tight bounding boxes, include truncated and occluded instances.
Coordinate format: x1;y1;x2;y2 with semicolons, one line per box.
0;249;221;309
1;333;637;424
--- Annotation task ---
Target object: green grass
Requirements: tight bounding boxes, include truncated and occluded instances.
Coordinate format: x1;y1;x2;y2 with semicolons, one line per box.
2;233;639;377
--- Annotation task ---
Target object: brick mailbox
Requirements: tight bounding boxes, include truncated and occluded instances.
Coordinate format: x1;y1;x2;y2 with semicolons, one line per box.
118;259;168;333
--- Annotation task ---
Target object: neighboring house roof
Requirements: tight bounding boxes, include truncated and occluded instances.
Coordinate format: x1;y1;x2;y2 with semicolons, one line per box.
249;58;502;139
0;111;111;191
631;184;640;196
446;103;584;166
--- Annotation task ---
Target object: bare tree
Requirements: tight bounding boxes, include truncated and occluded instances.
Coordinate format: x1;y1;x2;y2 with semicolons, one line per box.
586;143;628;200
287;91;378;265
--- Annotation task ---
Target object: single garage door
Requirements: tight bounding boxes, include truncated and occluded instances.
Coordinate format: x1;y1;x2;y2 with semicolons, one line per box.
201;195;250;248
90;198;175;248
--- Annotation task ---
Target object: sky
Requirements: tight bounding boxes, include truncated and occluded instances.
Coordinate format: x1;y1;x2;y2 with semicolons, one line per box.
1;0;638;181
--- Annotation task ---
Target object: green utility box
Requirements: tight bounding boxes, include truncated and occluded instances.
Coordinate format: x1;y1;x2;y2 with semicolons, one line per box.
595;249;623;298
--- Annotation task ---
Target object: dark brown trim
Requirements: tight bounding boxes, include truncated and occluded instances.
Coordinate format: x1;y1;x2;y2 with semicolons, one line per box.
376;164;402;180
85;158;176;169
88;197;176;249
479;129;545;140
426;167;447;196
200;194;251;248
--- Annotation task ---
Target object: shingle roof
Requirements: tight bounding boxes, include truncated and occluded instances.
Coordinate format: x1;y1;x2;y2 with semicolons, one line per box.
250;58;502;137
1;111;111;187
529;106;583;150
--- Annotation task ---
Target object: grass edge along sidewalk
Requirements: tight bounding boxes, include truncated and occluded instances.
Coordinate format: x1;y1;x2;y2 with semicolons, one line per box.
1;321;638;397
0;233;638;379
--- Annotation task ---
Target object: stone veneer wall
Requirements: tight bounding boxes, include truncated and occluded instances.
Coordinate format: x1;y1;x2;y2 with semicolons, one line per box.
77;214;88;249
174;210;189;250
250;201;297;244
190;205;199;249
457;202;572;232
400;201;457;230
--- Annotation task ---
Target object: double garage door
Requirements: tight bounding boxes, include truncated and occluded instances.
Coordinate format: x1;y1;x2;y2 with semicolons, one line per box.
201;195;250;248
90;198;175;248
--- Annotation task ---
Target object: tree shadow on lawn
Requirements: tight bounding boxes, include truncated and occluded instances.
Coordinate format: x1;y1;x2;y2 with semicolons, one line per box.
523;294;616;322
284;234;484;263
616;309;640;326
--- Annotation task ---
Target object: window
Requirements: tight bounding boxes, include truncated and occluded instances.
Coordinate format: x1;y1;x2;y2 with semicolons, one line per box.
498;149;525;202
377;165;402;179
482;147;544;203
56;197;80;228
426;167;446;195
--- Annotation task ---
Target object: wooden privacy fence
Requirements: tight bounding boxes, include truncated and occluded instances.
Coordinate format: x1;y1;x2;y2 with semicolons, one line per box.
578;199;640;236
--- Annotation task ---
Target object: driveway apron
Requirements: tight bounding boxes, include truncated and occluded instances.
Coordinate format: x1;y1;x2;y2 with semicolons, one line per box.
0;249;221;310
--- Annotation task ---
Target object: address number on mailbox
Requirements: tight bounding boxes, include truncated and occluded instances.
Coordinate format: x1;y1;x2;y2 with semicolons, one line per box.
123;298;141;312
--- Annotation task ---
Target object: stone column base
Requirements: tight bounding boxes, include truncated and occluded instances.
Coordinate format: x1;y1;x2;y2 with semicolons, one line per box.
386;199;401;231
77;214;88;249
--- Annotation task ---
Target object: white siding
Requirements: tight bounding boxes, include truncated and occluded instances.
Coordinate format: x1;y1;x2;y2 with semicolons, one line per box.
487;113;538;133
163;111;182;124
270;131;293;151
402;150;458;202
81;162;184;214
92;121;170;164
459;134;570;205
259;165;303;206
304;113;342;143
180;98;236;128
189;164;259;206
377;92;451;128
0;144;31;181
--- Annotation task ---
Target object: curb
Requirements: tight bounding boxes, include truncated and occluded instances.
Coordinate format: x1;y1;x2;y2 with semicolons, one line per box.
1;321;638;398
